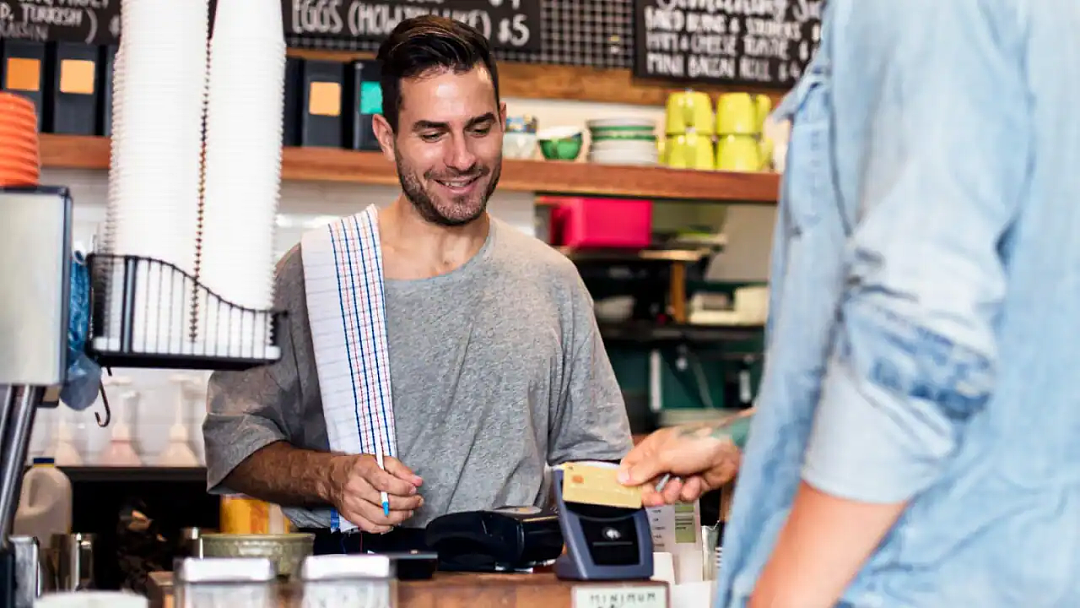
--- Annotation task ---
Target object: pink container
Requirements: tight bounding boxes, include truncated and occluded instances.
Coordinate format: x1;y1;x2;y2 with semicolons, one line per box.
551;197;652;249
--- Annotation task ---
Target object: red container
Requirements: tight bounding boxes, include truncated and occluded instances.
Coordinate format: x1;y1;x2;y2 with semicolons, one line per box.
551;197;652;249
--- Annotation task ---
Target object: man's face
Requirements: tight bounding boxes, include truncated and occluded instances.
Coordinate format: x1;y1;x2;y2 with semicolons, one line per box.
377;66;505;227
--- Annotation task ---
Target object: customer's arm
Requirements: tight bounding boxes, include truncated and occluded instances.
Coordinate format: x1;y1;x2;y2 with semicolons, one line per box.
753;4;1028;607
203;246;339;507
547;267;633;465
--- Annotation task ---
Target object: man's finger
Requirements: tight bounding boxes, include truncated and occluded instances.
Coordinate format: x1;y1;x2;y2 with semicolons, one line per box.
617;446;645;480
659;477;683;504
355;496;414;527
618;455;666;487
384;456;423;486
386;493;424;512
641;486;666;508
366;465;421;496
345;474;420;510
340;507;392;534
679;476;706;502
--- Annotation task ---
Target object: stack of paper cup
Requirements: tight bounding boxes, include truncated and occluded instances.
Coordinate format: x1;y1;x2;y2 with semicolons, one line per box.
98;0;209;355
95;46;125;353
198;0;285;357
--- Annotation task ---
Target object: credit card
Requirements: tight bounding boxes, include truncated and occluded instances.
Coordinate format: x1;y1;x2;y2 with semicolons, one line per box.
560;462;643;509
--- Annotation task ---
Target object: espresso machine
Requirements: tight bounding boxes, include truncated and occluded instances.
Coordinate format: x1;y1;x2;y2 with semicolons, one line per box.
0;185;282;607
0;186;73;608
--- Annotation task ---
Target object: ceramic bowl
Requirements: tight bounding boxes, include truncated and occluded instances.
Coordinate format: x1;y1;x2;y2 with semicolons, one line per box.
199;533;315;579
503;131;538;160
537;126;584;161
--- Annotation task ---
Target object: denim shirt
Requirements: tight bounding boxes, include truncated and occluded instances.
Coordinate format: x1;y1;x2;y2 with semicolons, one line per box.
717;2;1080;606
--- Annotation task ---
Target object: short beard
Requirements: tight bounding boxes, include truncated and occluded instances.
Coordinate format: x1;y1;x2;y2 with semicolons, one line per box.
395;150;502;227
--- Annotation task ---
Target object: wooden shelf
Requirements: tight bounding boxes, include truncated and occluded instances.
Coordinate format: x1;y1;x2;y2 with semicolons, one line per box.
39;134;780;203
599;322;764;344
559;246;716;263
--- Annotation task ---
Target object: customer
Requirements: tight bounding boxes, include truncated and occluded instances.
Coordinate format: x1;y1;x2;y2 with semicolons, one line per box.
203;16;632;553
619;2;1080;606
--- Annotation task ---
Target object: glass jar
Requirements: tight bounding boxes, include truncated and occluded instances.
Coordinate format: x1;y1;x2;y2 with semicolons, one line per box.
174;557;275;608
298;554;396;608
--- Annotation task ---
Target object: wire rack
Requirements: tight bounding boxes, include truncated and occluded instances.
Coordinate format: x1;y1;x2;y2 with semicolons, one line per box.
86;253;284;371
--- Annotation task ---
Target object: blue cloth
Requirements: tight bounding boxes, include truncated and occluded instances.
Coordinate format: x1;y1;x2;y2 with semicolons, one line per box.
59;251;102;411
717;2;1080;606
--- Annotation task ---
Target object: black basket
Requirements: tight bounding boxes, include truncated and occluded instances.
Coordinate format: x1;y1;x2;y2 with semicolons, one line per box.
86;253;284;371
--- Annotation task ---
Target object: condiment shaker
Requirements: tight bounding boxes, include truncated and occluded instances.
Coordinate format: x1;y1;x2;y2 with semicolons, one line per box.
174;557;275;608
299;554;396;608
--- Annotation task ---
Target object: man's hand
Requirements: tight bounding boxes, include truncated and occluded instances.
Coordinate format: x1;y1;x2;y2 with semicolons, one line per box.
328;454;424;533
617;413;749;507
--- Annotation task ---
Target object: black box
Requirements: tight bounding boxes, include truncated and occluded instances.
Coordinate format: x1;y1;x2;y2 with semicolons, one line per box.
46;42;101;136
0;40;47;130
282;57;302;147
299;60;344;148
347;59;382;152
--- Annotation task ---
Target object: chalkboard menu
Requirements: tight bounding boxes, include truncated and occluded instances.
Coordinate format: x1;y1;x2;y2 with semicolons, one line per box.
284;0;541;52
0;0;120;45
0;0;539;52
632;0;823;89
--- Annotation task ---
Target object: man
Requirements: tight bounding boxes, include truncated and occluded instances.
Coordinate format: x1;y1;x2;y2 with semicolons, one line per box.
203;16;632;553
620;2;1080;607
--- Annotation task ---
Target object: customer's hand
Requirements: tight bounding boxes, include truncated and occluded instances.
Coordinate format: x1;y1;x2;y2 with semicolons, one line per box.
329;454;424;533
617;412;749;507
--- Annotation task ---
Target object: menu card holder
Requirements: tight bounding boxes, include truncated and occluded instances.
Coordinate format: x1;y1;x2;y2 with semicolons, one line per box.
46;42;101;136
300;59;344;148
347;59;382;152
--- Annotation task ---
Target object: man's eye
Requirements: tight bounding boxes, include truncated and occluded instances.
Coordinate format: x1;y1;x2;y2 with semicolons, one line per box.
471;127;491;136
420;132;442;142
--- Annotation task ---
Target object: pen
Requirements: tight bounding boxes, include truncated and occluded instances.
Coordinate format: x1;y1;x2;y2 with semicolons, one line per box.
376;450;390;517
655;473;680;493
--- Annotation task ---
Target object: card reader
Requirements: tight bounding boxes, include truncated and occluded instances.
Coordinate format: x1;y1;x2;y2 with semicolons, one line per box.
552;467;654;581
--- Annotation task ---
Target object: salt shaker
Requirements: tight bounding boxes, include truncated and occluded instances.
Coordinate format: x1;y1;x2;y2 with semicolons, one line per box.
175;557;275;608
299;554;396;608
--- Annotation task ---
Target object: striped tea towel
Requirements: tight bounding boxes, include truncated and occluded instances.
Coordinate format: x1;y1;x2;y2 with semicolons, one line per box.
301;204;397;533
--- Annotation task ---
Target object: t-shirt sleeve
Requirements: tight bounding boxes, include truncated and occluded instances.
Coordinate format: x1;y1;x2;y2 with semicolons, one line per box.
547;267;634;465
203;246;307;494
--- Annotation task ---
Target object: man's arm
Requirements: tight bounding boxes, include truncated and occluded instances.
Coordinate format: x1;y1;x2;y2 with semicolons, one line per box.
547;269;633;464
204;246;423;532
753;4;1028;606
223;441;341;507
203;246;329;506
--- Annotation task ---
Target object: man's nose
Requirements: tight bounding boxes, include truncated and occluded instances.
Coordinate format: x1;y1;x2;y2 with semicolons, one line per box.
444;135;478;172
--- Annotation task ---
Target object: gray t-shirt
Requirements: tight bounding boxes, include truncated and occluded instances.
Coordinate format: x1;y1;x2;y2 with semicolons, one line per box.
203;217;633;528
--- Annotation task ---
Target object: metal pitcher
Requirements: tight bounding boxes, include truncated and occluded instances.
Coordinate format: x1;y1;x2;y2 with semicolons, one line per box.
46;532;95;591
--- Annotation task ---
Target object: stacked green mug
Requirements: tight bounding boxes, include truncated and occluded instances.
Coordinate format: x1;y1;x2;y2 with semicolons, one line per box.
585;117;658;165
662;90;715;170
715;93;773;172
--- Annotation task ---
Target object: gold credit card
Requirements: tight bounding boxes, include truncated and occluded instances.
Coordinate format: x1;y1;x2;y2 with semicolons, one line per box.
561;463;642;509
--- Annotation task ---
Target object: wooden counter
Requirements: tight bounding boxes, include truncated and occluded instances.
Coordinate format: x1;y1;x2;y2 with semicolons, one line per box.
149;570;669;608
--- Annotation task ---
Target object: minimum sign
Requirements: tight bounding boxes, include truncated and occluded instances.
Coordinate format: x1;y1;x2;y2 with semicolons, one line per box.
572;585;668;608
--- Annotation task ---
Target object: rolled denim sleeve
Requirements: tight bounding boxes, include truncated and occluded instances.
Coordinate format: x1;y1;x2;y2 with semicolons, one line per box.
802;2;1029;503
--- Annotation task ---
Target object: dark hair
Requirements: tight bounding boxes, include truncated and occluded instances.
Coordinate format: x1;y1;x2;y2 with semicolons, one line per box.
376;16;500;132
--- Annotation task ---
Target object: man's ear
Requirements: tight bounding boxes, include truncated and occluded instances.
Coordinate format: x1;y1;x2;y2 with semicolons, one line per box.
498;101;507;130
372;113;396;162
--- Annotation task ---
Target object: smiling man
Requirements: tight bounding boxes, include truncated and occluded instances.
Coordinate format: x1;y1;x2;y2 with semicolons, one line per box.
200;16;632;555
